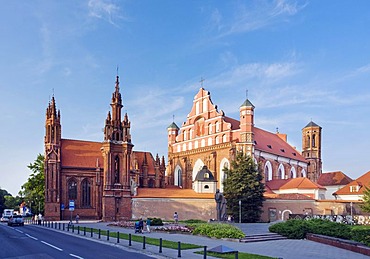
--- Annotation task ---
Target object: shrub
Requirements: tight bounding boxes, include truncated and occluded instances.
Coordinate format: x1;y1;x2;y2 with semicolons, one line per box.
191;223;245;239
269;219;352;240
351;226;370;246
149;217;163;226
182;219;206;224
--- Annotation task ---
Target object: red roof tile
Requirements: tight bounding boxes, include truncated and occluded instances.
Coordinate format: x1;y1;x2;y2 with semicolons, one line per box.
253;127;306;162
61;139;103;168
265;179;291;190
334;171;370;195
317;171;353;186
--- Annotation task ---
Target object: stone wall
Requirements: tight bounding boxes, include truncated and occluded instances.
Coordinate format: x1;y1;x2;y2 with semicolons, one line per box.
132;198;217;221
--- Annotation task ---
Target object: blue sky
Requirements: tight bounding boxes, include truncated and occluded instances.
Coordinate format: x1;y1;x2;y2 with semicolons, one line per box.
1;0;370;196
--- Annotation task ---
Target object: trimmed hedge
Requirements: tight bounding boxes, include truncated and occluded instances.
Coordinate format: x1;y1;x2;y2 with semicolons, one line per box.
149;217;163;226
269;219;352;240
351;226;370;246
190;223;245;239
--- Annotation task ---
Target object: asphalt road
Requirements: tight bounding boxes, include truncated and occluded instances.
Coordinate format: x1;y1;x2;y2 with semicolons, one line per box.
0;223;154;259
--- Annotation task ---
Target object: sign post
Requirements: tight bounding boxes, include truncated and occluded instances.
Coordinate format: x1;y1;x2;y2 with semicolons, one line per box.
69;200;75;224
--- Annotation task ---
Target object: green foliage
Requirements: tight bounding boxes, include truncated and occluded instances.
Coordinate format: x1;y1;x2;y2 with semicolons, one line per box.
19;154;45;214
191;223;245;239
4;195;23;211
360;186;370;213
223;152;265;223
0;188;11;214
182;219;207;224
351;226;370;246
269;219;352;240
149;217;163;226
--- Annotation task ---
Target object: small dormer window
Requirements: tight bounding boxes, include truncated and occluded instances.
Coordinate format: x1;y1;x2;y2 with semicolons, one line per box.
280;149;285;152
204;173;209;179
267;145;272;149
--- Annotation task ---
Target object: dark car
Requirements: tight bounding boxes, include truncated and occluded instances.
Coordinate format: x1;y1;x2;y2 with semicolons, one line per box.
8;215;24;226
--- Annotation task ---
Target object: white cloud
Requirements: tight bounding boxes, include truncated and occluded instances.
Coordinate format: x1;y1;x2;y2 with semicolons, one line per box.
88;0;123;26
209;0;307;38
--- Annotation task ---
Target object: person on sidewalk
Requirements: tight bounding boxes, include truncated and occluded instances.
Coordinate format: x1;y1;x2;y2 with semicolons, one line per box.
75;214;80;224
173;212;179;225
146;218;151;233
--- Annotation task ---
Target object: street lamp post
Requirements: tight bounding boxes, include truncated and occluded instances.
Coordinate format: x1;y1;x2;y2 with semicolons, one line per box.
239;200;241;223
350;202;353;225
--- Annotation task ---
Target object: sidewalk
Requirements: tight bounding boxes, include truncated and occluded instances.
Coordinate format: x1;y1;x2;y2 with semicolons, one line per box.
42;221;369;259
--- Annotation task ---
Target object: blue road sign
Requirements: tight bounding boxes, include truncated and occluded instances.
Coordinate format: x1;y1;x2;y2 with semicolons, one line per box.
61;203;65;211
69;200;75;211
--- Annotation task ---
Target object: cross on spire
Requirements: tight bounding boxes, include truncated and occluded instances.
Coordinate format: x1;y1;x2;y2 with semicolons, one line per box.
199;77;205;88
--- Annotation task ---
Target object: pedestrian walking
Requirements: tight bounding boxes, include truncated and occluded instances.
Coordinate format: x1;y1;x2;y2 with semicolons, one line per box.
146;218;151;233
75;214;80;224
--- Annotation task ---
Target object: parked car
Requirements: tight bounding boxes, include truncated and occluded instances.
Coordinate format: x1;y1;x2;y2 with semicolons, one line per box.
7;215;24;226
0;216;10;222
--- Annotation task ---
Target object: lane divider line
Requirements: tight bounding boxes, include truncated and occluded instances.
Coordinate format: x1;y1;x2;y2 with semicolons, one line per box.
15;229;24;234
69;254;84;259
41;241;63;251
25;234;38;240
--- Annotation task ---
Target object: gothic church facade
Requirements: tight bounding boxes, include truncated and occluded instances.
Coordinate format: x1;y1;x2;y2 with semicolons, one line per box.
44;76;165;221
167;88;322;192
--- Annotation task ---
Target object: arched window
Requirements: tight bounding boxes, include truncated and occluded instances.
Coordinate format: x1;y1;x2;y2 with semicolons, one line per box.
194;141;199;149
264;161;273;181
201;139;205;147
68;179;77;200
215;136;219;144
222;134;226;143
196;102;199;114
278;164;285;179
215;121;220;132
301;169;307;177
174;166;182;187
208;137;212;146
307;135;310;147
208;123;212;134
290;167;297;178
81;178;91;207
188;142;192;150
183;130;187;140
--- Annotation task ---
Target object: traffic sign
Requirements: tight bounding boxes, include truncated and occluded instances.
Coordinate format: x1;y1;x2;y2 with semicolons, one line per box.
69;200;75;211
61;203;65;211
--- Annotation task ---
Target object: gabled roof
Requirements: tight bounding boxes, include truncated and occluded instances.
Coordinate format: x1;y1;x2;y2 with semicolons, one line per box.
334;171;370;195
265;179;290;190
61;139;103;168
167;122;179;130
280;177;326;190
253;127;306;163
317;171;353;186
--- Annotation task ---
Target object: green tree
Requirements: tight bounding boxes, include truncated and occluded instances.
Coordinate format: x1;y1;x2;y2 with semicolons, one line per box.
20;154;45;214
4;195;22;211
0;188;11;214
360;186;370;212
223;152;265;223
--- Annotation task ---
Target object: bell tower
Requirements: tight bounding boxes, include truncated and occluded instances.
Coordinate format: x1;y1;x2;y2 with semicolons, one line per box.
302;121;322;182
239;98;255;156
44;96;62;220
101;75;134;221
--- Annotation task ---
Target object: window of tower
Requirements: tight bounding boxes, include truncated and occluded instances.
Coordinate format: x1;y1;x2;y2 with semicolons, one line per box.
81;178;91;207
114;156;120;183
312;134;316;147
307;135;310;147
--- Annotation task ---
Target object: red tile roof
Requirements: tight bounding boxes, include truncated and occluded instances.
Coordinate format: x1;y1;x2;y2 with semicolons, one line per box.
253;127;306;162
317;171;352;186
268;193;314;200
61;139;103;168
223;116;240;130
135;186;214;199
334;171;370;195
280;177;326;190
265;179;291;190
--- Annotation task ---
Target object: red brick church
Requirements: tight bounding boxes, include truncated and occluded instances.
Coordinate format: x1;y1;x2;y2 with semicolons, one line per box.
44;76;165;221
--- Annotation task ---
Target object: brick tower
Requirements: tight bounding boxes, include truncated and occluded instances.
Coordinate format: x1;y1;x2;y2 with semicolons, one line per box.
101;75;134;221
302;121;322;182
44;96;62;220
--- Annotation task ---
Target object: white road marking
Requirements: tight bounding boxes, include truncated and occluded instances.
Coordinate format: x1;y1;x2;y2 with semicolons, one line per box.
15;229;23;233
69;254;84;259
25;234;38;240
40;241;63;251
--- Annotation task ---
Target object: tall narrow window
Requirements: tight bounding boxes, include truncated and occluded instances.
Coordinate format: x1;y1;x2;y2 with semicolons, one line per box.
312;134;316;147
114;156;120;183
68;179;77;200
81;178;91;207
